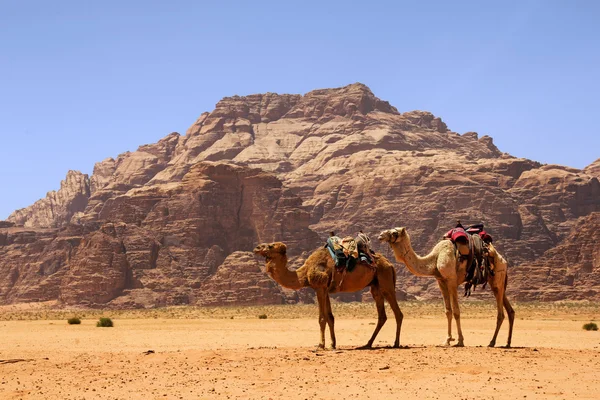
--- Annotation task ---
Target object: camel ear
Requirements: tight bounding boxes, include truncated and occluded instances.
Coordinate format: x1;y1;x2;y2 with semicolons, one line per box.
397;227;407;235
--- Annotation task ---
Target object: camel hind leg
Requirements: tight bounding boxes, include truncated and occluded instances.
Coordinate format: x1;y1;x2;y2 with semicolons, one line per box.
503;275;515;347
488;279;504;347
382;292;403;348
488;271;512;347
362;285;387;349
379;269;403;348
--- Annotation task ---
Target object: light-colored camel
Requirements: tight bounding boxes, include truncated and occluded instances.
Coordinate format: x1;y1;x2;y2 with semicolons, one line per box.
253;242;403;349
378;227;514;347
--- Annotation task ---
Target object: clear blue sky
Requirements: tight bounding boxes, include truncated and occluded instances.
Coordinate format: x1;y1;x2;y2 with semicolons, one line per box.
1;0;599;219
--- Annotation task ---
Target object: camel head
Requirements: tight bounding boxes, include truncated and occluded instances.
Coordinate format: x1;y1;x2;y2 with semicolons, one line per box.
253;242;287;259
378;227;408;244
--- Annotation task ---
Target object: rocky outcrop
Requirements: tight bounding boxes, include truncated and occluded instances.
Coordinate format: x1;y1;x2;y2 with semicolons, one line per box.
1;162;319;307
197;252;289;306
2;83;599;306
511;212;600;301
584;158;600;178
8;171;90;228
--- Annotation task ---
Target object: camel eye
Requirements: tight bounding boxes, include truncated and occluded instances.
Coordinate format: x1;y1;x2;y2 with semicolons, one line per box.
268;244;273;249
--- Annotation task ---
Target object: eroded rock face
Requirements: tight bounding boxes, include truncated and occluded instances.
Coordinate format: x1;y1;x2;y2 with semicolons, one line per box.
1;162;319;307
197;252;288;306
2;83;599;306
8;171;90;228
584;158;600;178
511;212;600;301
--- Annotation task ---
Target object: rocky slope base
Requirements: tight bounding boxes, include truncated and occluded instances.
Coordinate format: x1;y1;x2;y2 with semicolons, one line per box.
2;83;599;307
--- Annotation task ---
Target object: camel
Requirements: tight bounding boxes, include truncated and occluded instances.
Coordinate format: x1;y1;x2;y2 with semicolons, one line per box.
253;242;403;349
378;227;514;347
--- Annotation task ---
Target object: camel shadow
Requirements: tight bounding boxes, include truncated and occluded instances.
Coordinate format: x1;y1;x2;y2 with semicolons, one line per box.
348;345;419;351
495;346;530;350
309;345;417;354
440;345;532;350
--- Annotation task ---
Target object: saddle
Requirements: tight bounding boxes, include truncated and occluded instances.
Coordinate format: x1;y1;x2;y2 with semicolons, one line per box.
466;224;494;243
325;232;376;273
444;222;495;297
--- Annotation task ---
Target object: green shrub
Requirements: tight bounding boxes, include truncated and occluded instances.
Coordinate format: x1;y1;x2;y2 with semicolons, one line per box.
258;314;268;319
96;317;114;327
583;322;598;331
67;317;81;325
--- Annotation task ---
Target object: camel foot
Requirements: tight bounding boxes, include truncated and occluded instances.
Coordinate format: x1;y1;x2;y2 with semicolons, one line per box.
356;343;374;350
393;342;400;349
453;341;465;348
443;337;455;346
316;344;325;350
488;341;496;348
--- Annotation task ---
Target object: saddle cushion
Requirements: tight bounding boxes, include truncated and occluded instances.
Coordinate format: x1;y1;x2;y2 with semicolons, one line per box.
445;227;469;243
479;230;493;243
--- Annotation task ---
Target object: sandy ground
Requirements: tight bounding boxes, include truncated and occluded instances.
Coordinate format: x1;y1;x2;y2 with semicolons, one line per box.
1;303;600;399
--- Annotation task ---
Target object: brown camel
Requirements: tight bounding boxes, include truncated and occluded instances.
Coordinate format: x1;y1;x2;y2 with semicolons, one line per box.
253;242;403;349
378;227;514;347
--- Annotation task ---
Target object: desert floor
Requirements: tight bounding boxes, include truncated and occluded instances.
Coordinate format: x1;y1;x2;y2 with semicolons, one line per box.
1;301;599;399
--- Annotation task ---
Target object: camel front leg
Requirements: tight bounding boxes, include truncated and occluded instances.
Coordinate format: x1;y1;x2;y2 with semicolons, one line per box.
361;285;387;349
447;279;464;347
437;279;454;346
315;290;327;349
325;294;336;349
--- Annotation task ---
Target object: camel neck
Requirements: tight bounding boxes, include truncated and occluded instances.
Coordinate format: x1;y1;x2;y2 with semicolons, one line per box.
266;254;305;290
390;236;438;277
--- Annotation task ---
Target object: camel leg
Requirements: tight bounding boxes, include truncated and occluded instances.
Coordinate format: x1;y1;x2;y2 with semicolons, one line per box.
437;279;455;346
324;294;336;349
447;279;464;347
362;285;387;349
488;271;506;348
501;272;515;348
503;293;515;348
315;290;327;349
381;288;403;348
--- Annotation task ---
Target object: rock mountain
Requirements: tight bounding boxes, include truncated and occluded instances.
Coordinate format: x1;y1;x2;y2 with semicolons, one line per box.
2;83;599;307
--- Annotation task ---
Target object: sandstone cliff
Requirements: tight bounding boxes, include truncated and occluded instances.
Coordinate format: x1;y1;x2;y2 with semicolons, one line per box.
2;83;599;306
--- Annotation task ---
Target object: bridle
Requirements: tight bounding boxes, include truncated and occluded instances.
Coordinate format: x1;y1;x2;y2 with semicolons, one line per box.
389;229;410;259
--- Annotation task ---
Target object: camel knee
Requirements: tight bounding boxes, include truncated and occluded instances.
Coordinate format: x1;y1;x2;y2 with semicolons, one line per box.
319;315;327;325
379;314;387;323
496;312;505;323
328;313;335;323
452;311;461;321
445;309;452;319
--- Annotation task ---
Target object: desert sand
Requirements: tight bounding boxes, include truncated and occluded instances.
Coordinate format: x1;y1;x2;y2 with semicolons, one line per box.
1;302;599;399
